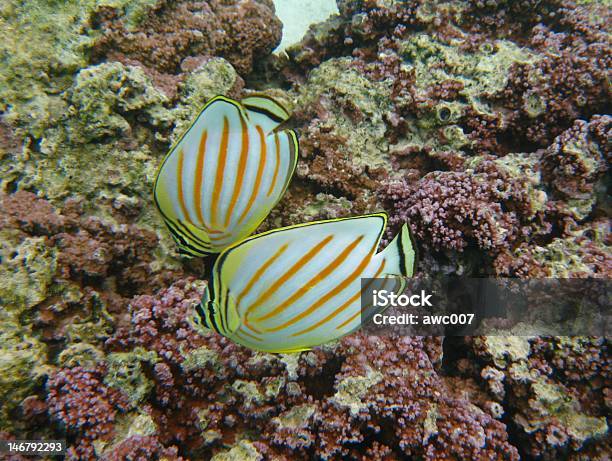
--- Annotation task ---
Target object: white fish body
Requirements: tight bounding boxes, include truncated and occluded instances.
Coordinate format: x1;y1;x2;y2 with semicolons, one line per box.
154;95;298;256
193;213;416;353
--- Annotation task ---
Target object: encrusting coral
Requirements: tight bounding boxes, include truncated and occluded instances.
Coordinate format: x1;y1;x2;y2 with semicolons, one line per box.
94;0;282;80
0;0;609;459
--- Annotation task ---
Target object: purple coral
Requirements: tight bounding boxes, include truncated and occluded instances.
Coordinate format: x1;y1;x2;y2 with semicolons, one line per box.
500;4;611;146
47;366;129;459
383;170;522;251
104;435;184;461
101;281;520;459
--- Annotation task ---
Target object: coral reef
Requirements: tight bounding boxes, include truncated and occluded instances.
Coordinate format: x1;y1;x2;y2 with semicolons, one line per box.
447;334;610;459
0;190;186;437
55;280;519;460
0;0;609;459
94;0;282;82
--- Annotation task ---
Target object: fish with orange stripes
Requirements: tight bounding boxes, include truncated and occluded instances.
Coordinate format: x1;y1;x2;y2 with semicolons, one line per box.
192;213;416;353
153;95;299;256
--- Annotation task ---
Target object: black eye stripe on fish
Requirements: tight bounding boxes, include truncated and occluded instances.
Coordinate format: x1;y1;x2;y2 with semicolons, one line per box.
206;301;222;334
200;213;416;353
223;288;231;333
195;303;208;328
153;94;299;257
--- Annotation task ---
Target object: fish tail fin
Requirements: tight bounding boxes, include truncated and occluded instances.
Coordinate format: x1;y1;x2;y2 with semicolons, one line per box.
378;223;417;278
359;224;416;327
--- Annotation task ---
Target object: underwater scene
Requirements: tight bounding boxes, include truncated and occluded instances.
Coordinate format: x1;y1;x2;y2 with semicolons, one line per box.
0;0;610;459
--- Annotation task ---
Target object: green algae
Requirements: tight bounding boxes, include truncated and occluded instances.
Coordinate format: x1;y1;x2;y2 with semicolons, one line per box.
278;352;300;381
299;193;353;219
230;375;285;407
331;365;383;416
265;376;285;399
210;439;263;461
480;335;609;448
0;0;157;127
93;410;157;457
0;60;174;267
296;57;393;170
169;57;242;144
422;403;439;443
0;231;57;311
231;380;265;408
525;220;610;277
468;153;548;217
62;297;113;346
0;323;48;431
515;381;608;446
395;34;539;156
57;342;106;369
195;407;223;445
180;345;221;373
68;62;170;143
480;336;531;368
400;34;537;117
272;404;316;429
104;347;158;407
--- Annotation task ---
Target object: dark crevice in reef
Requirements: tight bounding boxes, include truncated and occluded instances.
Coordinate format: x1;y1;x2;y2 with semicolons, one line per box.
440;336;469;377
303;355;344;400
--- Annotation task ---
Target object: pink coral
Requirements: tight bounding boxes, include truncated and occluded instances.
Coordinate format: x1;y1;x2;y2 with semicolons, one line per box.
383;170;522;251
93;0;281;96
103;281;518;459
500;4;611;146
47;366;129;459
104;435;184;461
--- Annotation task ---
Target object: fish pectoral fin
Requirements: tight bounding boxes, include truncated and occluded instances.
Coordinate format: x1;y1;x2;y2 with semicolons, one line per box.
226;292;242;334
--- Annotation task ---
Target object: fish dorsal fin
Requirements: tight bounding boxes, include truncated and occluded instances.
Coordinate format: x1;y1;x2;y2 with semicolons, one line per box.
241;94;290;133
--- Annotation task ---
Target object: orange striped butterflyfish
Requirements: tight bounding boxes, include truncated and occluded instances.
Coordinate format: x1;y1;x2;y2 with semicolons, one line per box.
153;95;299;256
192;213;417;353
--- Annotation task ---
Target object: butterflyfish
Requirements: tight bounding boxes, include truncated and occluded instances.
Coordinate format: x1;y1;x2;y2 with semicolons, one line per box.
153;94;299;256
192;213;417;353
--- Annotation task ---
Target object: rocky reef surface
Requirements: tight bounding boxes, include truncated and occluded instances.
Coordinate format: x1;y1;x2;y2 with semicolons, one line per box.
0;0;609;459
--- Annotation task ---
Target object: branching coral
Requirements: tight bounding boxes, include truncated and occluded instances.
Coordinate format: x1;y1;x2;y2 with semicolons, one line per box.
499;4;611;147
381;158;549;253
97;281;518;459
47;366;130;459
